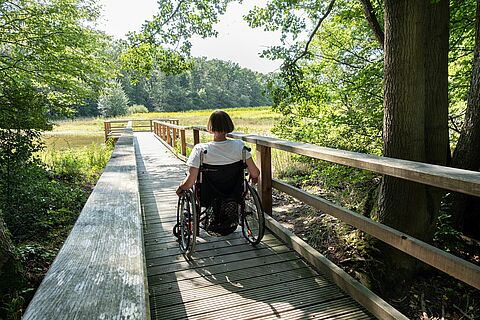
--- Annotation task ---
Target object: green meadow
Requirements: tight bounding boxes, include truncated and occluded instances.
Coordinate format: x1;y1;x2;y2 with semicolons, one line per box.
42;106;295;176
43;106;280;149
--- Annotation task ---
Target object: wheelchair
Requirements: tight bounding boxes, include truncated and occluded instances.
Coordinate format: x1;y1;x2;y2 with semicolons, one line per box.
174;147;265;257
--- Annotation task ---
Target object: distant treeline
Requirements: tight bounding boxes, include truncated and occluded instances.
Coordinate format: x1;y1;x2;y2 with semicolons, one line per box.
76;57;272;117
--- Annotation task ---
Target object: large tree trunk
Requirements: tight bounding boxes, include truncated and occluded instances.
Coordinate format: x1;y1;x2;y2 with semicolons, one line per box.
424;0;450;235
451;0;480;238
0;217;23;297
378;0;449;282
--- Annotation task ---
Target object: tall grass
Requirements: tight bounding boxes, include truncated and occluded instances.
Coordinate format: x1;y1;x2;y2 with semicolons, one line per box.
41;142;113;183
44;107;297;178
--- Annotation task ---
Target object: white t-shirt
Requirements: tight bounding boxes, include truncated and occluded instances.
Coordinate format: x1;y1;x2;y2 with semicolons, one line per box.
186;139;252;168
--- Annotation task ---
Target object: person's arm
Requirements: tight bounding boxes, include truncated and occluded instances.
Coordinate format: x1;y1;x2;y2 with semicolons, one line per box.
245;157;260;184
176;166;199;196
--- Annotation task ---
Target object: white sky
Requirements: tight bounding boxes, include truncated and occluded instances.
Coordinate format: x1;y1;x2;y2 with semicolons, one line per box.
97;0;282;74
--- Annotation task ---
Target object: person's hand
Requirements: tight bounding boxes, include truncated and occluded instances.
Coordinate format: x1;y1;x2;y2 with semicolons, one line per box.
249;175;259;184
176;185;185;196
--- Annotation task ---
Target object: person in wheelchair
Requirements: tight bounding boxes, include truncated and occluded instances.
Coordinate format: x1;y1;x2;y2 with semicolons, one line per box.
176;110;260;236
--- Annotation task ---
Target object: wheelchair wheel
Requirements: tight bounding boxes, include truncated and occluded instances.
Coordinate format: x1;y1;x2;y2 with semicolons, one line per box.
176;190;197;257
241;184;265;245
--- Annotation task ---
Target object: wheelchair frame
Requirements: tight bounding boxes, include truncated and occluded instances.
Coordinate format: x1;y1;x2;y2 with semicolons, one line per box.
174;146;265;257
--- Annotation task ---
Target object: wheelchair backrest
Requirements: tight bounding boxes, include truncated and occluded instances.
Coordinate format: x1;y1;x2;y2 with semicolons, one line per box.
198;160;245;208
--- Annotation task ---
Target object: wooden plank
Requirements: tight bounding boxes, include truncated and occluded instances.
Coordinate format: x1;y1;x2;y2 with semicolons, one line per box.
257;298;372;320
149;259;312;295
146;235;281;260
180;129;187;156
147;252;302;286
167;125;480;198
147;241;289;267
265;215;407;320
24;127;149;320
147;245;295;276
151;270;324;307
157;285;344;320
149;265;316;296
273;179;480;290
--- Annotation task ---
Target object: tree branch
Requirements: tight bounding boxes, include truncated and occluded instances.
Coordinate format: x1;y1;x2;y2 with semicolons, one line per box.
359;0;384;48
289;0;336;66
134;0;186;46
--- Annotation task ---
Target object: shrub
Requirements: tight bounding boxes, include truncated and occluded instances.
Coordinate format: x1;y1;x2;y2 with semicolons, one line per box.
127;104;149;114
98;82;129;117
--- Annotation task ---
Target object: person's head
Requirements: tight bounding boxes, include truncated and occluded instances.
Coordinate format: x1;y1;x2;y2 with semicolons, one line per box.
207;110;234;133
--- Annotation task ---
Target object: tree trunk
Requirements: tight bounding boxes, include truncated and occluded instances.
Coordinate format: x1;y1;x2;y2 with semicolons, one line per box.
380;0;427;275
0;217;23;297
451;0;480;238
378;0;449;283
424;0;450;236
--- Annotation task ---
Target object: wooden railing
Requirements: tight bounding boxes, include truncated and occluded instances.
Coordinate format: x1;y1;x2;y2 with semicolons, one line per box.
151;120;480;293
104;119;179;141
24;122;149;319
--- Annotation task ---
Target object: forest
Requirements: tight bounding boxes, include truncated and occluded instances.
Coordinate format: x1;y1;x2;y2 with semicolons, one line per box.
77;56;272;117
1;0;479;319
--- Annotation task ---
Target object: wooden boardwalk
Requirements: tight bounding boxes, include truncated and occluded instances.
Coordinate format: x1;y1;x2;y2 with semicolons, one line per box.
134;132;374;320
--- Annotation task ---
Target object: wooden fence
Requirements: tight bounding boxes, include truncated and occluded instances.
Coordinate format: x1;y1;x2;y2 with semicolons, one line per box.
151;120;480;291
104;119;179;141
25;122;149;319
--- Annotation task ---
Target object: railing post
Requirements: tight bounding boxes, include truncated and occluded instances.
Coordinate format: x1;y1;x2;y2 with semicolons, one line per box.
167;127;171;145
172;127;177;148
180;130;187;156
193;129;200;145
150;120;153;132
257;144;272;215
104;121;110;141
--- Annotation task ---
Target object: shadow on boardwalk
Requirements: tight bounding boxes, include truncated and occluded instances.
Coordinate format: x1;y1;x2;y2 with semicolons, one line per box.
134;132;373;320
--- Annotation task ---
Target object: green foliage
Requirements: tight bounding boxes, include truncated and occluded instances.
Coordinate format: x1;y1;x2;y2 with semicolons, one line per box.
1;291;24;320
120;57;272;112
43;143;113;183
120;43;193;82
124;0;231;76
247;2;384;154
0;0;114;118
433;197;463;251
127;105;149;114
98;82;129;117
2;163;84;241
448;1;477;145
1;142;112;242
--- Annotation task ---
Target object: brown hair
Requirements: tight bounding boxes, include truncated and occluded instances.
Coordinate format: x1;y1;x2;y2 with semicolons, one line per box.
207;110;234;133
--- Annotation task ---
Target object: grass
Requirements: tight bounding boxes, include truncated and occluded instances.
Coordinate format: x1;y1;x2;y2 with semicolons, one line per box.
42;107;280;151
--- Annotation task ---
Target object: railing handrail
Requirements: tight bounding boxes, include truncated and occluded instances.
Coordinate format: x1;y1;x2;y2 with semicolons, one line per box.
151;120;480;291
25;125;149;319
184;125;480;197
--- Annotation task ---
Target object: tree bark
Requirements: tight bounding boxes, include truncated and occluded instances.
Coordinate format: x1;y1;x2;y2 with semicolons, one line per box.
359;0;384;48
0;217;23;297
424;0;450;236
451;0;480;238
381;0;427;235
378;0;449;281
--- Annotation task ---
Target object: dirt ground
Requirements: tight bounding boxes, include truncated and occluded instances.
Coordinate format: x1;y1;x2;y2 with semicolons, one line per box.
270;191;480;320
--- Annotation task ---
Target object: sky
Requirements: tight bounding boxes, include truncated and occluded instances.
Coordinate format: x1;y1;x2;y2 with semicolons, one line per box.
97;0;283;74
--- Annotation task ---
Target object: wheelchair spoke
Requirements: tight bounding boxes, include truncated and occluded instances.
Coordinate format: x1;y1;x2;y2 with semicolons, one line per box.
241;184;265;245
176;190;197;257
